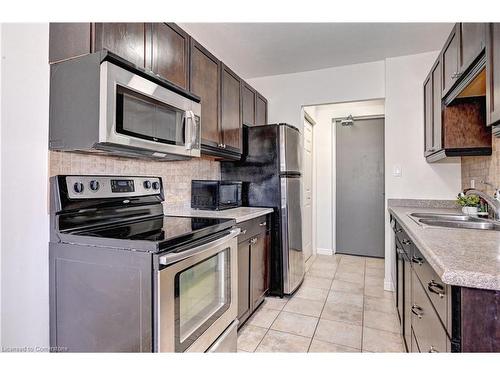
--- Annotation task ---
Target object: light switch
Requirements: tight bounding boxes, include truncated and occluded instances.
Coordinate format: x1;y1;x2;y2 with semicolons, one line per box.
393;165;402;177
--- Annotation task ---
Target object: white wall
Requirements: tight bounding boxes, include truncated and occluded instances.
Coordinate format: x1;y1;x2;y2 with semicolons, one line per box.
306;100;385;255
384;51;461;290
1;23;50;349
248;60;386;131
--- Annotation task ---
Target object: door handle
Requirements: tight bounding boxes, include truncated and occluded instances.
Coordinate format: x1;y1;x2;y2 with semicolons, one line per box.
250;237;258;245
428;346;439;353
411;304;423;319
427;280;445;298
411;255;424;265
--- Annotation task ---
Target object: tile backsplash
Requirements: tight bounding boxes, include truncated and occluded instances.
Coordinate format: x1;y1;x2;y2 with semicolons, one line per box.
461;136;500;195
49;151;220;210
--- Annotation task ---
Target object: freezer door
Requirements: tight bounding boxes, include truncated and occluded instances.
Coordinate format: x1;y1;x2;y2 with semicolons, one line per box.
280;176;304;294
279;125;301;174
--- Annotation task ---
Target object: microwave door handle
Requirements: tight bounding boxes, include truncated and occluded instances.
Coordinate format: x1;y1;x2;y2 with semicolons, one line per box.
190;112;198;149
184;110;195;150
159;228;240;266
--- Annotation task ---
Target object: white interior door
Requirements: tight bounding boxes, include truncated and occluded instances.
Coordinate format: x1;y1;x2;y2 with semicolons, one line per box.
302;118;313;261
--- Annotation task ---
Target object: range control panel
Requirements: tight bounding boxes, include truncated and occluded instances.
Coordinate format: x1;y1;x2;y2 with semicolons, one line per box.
65;176;162;199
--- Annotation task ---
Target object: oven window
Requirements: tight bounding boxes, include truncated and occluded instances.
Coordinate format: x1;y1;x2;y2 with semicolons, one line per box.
219;185;237;205
115;85;185;146
174;249;231;352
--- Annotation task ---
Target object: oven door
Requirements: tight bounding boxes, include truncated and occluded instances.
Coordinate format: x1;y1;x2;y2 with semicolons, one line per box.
100;61;201;158
157;229;239;352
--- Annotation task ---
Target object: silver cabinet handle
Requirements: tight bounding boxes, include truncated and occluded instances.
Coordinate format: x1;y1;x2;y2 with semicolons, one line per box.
411;304;423;319
428;280;445;298
396;228;402;233
428;346;439;353
412;255;424;265
250;237;258;245
402;239;411;245
240;229;247;235
259;222;267;227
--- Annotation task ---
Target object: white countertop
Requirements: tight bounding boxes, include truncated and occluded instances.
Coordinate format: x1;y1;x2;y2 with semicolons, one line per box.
389;205;500;291
164;206;274;224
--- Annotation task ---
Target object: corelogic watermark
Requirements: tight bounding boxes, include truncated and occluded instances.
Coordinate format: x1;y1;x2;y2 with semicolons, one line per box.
1;346;68;353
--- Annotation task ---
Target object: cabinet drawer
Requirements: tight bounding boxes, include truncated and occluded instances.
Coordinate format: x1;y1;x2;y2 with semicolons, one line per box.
237;215;268;243
412;246;449;331
412;271;450;353
395;227;413;255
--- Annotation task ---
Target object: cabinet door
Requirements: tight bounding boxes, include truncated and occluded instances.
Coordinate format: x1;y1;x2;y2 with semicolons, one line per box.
220;63;242;153
403;255;412;352
442;24;460;97
49;23;92;63
460;23;486;72
237;241;251;321
431;60;442;151
190;39;221;147
256;93;268;125
486;23;500;126
424;74;434;155
242;83;256;126
94;23;146;68
250;233;268;307
150;23;189;90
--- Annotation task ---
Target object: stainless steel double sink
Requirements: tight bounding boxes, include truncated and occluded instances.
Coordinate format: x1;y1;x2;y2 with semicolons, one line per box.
408;212;500;231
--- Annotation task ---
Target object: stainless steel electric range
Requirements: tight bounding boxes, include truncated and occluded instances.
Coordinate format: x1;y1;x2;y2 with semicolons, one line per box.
49;175;239;352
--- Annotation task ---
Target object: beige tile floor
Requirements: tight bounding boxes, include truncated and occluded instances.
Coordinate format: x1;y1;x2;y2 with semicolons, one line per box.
237;254;404;353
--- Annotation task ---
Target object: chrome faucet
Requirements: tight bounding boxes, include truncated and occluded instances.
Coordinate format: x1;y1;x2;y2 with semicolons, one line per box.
465;183;500;221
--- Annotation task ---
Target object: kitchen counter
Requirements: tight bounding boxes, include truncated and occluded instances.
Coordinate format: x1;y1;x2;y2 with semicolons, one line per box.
164;206;274;224
389;205;500;291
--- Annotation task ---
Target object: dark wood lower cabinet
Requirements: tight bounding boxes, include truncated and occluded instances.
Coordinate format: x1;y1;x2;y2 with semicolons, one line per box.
237;215;270;326
392;215;499;352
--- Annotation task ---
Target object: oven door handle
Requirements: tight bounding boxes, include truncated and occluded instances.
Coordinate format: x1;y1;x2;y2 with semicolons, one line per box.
159;228;240;266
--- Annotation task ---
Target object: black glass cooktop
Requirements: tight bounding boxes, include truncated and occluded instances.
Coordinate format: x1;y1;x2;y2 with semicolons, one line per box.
73;215;235;251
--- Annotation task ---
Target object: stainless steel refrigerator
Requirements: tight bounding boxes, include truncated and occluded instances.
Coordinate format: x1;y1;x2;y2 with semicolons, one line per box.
221;123;304;296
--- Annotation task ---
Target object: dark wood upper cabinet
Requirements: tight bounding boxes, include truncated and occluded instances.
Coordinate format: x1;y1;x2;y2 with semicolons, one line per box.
256;93;268;126
242;83;256;126
432;59;442;151
460;23;486;72
220;63;242;152
190;39;221;148
49;23;147;68
486;23;500;127
49;23;92;63
442;25;460;98
150;23;190;90
424;73;434;156
94;23;146;68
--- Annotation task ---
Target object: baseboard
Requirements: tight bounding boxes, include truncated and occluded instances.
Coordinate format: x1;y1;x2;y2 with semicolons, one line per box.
384;279;395;292
316;248;333;256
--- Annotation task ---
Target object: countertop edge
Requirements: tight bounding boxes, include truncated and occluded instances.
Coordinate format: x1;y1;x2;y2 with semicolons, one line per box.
164;207;274;224
388;206;500;291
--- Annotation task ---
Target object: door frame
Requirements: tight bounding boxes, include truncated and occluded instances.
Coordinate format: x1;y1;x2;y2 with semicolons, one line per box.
302;110;316;261
332;114;385;255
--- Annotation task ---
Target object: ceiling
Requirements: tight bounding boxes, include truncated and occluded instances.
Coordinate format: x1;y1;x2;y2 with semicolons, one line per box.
179;23;454;79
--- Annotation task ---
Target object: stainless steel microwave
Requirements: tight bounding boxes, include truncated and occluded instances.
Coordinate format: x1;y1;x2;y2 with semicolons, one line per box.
49;52;201;160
